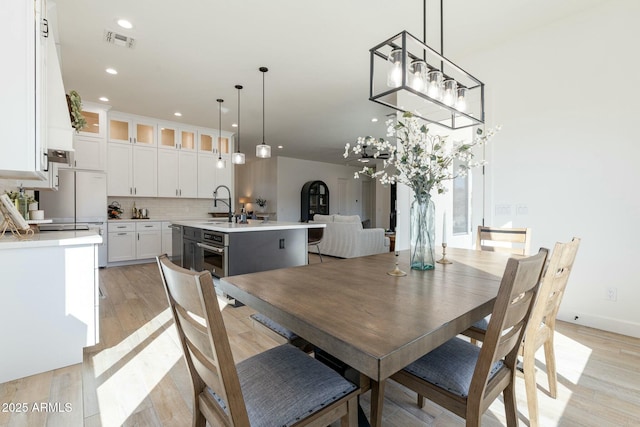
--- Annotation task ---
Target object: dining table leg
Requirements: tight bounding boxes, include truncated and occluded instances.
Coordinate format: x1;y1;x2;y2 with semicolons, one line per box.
370;379;385;427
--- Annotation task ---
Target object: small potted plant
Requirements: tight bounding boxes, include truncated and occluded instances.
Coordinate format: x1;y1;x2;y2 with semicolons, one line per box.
255;197;267;212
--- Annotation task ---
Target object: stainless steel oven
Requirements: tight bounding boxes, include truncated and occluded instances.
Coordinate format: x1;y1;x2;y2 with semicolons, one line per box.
198;231;228;278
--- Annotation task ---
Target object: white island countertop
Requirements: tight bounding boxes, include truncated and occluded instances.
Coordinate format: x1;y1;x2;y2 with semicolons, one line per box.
171;219;325;233
0;230;102;250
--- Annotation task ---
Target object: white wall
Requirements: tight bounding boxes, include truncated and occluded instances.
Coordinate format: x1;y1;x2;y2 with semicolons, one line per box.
275;157;363;222
458;0;640;337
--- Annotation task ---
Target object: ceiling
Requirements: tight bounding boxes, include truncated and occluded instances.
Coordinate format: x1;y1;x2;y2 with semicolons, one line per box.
53;0;608;165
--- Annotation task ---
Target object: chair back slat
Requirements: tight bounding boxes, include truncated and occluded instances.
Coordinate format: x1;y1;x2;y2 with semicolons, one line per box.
526;238;581;340
157;255;250;426
476;226;532;256
470;248;548;398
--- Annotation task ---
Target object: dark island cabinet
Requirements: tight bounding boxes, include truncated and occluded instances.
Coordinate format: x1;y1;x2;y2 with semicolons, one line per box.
301;180;329;222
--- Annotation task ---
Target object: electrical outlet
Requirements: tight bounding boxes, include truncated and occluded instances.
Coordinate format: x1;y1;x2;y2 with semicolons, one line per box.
606;286;617;301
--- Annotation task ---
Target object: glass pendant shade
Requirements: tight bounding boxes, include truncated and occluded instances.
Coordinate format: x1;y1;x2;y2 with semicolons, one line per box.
426;69;443;99
442;79;458;106
232;152;245;164
256;143;271;158
216;157;226;168
387;48;403;88
410;60;427;92
456;87;468;112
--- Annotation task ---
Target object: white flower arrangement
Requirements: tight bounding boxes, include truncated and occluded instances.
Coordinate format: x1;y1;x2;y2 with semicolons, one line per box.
344;112;500;198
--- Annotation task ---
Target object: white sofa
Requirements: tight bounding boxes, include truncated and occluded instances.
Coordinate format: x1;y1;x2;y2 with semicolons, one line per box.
309;214;389;258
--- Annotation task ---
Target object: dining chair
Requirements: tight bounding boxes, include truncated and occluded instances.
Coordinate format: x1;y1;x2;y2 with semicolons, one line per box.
156;254;359;427
308;227;324;263
476;225;532;256
390;248;548;427
250;312;313;353
462;237;580;427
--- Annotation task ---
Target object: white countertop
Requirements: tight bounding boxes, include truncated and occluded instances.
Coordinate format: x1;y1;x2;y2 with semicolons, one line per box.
171;219;325;233
0;230;102;250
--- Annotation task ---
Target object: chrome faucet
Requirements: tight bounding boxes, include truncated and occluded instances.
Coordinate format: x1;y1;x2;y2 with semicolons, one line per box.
213;185;233;222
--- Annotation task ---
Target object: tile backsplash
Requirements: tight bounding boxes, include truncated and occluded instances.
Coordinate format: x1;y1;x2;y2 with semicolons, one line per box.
108;197;228;220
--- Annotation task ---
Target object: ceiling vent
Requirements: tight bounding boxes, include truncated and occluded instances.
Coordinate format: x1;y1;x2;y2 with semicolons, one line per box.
103;30;136;48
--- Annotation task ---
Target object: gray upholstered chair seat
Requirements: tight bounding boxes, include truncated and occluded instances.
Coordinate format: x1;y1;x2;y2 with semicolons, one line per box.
403;337;503;397
250;312;298;340
209;344;357;427
472;316;489;330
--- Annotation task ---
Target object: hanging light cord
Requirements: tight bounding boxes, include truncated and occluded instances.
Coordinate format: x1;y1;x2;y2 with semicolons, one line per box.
217;98;223;159
262;69;266;144
235;85;242;152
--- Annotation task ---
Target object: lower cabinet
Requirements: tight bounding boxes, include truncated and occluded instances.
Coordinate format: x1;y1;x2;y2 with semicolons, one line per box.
136;221;162;259
108;221;163;263
108;222;136;262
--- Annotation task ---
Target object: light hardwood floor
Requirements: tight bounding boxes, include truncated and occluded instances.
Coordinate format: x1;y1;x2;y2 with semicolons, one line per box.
1;255;639;427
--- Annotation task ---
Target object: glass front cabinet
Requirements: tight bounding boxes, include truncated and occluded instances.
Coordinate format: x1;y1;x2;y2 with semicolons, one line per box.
301;180;329;222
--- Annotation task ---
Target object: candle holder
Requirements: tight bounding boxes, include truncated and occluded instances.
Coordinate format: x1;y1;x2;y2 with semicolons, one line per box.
436;243;453;264
387;251;407;276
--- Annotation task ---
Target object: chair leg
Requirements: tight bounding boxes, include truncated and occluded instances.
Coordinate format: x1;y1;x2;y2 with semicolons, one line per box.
523;348;540;427
316;244;323;262
544;335;558;398
503;379;519;427
417;393;425;408
340;395;358;426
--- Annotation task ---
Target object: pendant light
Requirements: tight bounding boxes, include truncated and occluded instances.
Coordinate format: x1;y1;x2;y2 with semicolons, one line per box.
255;66;271;158
216;99;225;169
368;0;484;129
231;84;245;164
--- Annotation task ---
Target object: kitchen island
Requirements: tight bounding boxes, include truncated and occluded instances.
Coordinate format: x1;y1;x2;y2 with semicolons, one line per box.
171;220;325;302
0;230;102;383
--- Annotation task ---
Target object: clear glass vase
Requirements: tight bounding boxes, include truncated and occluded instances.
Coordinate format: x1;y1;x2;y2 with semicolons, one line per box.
410;194;436;270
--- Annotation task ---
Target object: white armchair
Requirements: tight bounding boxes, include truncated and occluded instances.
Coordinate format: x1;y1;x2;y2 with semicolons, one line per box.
309;214;389;258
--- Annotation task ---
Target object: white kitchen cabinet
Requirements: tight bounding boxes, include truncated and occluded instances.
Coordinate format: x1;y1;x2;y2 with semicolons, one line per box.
158;149;197;198
161;221;173;257
65;103;108;171
20;161;60;191
0;0;47;179
108;221;162;262
108;113;156;146
72;136;106;171
136;221;162;259
107;143;157;197
108;222;136;262
197;153;216;199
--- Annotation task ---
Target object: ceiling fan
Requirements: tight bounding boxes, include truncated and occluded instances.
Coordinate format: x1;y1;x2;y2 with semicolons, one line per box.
358;144;390;163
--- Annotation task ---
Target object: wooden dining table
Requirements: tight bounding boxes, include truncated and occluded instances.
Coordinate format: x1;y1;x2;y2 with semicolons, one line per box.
219;247;512;427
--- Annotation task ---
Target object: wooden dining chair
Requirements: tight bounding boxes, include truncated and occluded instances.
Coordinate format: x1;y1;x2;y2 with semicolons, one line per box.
157;254;359;427
390;248;548;427
462;237;580;427
476;226;532;256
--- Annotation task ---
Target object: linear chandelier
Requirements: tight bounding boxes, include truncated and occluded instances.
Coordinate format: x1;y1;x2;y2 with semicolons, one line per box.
369;0;484;129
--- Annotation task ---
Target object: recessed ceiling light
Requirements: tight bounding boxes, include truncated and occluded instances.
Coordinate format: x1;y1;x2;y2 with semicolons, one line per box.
371;118;378;122
174;112;182;117
99;96;109;102
231;123;238;128
277;145;284;149
117;19;133;29
105;68;118;75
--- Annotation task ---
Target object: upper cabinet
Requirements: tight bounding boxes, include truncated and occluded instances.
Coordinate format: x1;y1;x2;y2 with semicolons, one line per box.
108;113;156;146
0;0;47;179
